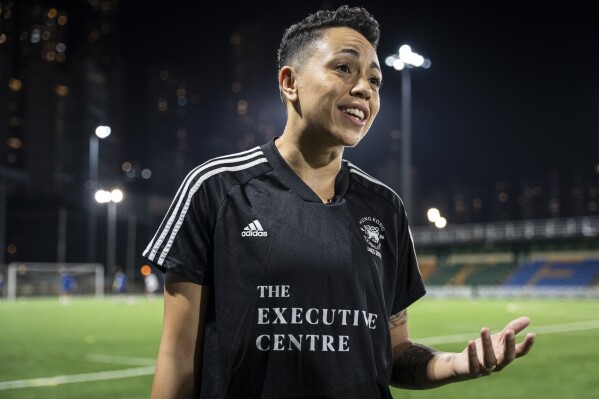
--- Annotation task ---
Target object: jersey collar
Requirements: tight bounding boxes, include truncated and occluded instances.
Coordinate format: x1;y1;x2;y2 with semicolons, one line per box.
261;138;350;204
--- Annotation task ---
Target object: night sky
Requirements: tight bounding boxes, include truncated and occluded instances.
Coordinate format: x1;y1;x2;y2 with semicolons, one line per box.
119;1;599;201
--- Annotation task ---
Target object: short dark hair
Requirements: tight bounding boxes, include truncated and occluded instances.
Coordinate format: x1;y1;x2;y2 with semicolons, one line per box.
277;4;380;72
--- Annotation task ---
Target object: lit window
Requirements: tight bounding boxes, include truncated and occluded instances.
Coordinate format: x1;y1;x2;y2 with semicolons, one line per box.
8;78;22;92
237;100;248;115
7;137;22;149
157;98;168;112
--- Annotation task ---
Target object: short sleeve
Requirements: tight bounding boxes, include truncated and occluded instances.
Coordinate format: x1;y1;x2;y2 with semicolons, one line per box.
142;171;216;285
391;206;426;315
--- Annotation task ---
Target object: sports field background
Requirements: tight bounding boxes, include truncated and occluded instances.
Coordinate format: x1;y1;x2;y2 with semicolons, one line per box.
1;296;597;398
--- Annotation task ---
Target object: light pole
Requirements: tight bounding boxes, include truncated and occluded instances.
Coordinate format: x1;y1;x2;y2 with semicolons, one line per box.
385;45;430;216
88;125;111;263
95;188;123;274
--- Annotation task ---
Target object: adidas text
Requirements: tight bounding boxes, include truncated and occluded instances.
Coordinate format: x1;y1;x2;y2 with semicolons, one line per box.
241;230;268;237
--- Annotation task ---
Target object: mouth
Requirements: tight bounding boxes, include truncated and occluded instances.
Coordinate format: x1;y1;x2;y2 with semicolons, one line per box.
339;105;369;125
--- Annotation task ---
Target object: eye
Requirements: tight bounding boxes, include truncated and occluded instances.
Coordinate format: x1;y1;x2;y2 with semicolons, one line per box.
336;63;351;74
369;77;382;88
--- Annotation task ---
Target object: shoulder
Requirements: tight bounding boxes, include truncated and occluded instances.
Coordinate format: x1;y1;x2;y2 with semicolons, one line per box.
344;160;405;214
183;146;272;198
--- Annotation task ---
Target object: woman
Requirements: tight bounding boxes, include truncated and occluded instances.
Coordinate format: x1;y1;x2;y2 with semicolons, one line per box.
144;5;535;398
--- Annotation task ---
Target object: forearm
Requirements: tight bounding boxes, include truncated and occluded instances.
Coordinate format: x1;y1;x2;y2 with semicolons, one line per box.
151;349;197;399
389;310;536;389
390;343;462;389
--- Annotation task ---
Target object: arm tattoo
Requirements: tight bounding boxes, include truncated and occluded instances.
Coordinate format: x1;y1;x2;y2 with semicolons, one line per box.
389;309;408;329
443;354;455;363
391;343;438;389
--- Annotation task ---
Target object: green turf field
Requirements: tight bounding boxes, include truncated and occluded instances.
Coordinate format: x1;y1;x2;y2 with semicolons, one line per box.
0;296;597;398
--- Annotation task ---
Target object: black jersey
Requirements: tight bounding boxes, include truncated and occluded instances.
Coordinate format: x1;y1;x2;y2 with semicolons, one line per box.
143;138;426;399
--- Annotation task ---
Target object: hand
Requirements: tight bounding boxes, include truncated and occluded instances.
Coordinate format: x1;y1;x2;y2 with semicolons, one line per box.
451;316;536;379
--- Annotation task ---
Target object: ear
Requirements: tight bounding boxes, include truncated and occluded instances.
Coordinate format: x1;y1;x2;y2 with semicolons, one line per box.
278;66;298;103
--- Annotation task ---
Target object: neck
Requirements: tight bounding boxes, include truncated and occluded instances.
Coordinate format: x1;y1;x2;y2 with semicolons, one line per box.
275;133;343;203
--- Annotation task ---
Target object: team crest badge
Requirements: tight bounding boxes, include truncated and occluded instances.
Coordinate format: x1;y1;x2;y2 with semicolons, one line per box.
359;216;385;259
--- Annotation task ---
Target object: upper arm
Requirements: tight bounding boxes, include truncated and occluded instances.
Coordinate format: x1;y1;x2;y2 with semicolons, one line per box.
161;270;210;355
151;270;211;399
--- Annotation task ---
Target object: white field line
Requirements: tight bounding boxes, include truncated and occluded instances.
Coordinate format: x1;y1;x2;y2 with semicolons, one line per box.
85;353;155;366
1;319;599;391
419;319;599;346
505;302;599;319
0;366;155;391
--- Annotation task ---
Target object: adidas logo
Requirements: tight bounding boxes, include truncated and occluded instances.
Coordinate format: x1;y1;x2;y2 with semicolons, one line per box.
241;220;268;237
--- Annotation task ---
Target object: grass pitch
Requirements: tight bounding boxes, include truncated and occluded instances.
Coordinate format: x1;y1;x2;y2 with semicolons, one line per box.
0;296;597;398
390;297;599;399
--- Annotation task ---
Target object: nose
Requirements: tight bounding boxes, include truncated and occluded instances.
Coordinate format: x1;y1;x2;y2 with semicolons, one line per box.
350;76;372;100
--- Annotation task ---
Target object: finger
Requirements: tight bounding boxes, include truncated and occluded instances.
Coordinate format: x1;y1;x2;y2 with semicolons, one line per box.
503;316;531;335
467;340;481;377
515;332;536;358
496;329;515;371
481;328;497;371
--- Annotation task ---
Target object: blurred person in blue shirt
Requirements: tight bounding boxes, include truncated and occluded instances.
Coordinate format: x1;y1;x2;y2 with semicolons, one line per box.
59;267;75;305
112;266;127;300
0;270;5;299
